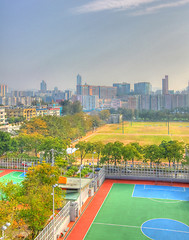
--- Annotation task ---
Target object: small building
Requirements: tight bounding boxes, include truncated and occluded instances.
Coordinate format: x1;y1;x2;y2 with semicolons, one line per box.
58;177;93;211
108;114;122;124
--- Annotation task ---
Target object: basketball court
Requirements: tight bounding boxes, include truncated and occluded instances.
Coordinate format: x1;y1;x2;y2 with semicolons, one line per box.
66;180;189;240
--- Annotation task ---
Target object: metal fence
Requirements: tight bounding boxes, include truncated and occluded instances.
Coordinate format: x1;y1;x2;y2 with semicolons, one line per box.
34;202;70;240
0;158;51;170
104;162;189;182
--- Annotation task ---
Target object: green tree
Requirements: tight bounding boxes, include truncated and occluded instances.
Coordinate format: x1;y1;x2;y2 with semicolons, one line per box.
93;141;104;166
111;141;124;166
101;142;113;166
20;163;62;238
99;110;110;122
0;131;12;156
144;144;161;167
75;141;92;165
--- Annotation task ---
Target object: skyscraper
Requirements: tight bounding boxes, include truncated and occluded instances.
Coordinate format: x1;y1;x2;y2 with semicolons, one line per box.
40;80;47;92
134;82;151;95
0;84;8;97
77;74;82;86
162;75;169;95
113;83;130;96
76;74;82;95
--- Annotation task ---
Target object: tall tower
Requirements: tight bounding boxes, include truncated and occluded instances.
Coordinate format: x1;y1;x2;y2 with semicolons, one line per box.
0;84;8;97
162;75;168;95
77;74;82;86
76;74;82;95
40;80;47;92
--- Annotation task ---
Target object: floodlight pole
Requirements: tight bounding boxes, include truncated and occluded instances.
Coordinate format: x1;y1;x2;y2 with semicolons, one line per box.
92;152;96;179
24;160;25;177
51;149;54;167
80;166;82;213
168;115;170;135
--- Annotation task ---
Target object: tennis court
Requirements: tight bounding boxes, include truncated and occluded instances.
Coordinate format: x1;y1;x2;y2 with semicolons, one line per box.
0;170;25;184
83;183;189;240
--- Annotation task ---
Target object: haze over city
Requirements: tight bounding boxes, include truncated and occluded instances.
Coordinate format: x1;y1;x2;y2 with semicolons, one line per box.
1;0;189;91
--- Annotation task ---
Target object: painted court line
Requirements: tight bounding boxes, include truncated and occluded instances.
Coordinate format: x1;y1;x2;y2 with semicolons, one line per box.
83;184;114;240
131;184;136;197
144;185;186;192
94;222;189;234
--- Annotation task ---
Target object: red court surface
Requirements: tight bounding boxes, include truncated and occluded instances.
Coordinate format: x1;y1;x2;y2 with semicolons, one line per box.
64;179;189;240
0;169;23;177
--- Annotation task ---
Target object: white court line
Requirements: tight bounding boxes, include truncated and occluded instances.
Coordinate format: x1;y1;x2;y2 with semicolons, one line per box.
94;222;189;234
144;187;185;192
132;195;187;202
131;184;136;197
83;183;114;240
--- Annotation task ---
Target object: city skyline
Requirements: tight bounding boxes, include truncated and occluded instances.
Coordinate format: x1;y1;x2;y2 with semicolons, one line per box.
1;0;189;91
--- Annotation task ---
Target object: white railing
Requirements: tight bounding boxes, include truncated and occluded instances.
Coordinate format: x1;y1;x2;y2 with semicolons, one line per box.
34;202;70;240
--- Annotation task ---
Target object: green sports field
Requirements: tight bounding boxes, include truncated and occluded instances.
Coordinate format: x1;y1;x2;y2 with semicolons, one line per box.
84;122;189;145
84;184;189;240
0;171;24;184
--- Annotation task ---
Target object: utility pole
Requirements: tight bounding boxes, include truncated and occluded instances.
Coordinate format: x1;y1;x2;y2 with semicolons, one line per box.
122;119;124;134
168;115;170;135
51;149;54;166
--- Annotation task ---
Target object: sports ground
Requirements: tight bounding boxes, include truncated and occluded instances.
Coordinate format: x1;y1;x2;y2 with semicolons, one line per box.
80;121;189;145
0;169;25;184
66;180;189;240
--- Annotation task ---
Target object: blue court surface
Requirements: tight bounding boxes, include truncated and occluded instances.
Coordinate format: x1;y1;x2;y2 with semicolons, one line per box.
19;172;26;178
141;219;189;240
132;184;189;201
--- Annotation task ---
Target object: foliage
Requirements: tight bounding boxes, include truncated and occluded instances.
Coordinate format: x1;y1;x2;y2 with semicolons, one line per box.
75;141;94;165
19;163;62;238
20;118;48;136
60;100;83;115
0;131;17;156
99;110;110;122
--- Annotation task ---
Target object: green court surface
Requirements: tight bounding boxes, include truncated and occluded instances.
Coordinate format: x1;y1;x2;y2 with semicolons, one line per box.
84;184;189;240
0;171;24;184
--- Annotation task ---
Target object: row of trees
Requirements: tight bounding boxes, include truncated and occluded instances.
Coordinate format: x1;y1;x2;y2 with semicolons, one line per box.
110;108;189;121
0;111;107;158
75;140;188;167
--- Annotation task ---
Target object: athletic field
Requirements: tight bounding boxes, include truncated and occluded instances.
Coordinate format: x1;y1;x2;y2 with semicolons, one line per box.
66;180;189;240
0;170;25;184
81;122;189;145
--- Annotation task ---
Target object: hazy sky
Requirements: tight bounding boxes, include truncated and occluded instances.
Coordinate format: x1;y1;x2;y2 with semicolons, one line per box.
1;0;189;91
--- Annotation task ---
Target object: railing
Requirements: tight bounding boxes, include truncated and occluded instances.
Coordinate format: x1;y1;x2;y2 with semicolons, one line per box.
0;158;51;170
34;202;70;240
104;162;189;182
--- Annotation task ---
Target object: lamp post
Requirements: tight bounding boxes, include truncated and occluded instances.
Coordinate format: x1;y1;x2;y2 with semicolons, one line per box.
79;164;83;213
92;152;96;179
51;149;54;166
52;184;58;240
1;223;11;240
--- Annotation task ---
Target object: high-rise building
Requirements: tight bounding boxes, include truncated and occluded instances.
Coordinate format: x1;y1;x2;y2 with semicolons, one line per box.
0;84;8;97
113;83;130;96
76;74;82;95
77;74;82;86
162;75;169;95
134;82;151;95
40;80;47;92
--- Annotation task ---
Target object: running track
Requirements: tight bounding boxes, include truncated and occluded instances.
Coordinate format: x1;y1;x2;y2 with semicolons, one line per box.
65;179;189;240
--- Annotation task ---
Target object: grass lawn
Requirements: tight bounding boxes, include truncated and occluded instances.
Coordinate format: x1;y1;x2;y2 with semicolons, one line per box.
82;122;189;146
